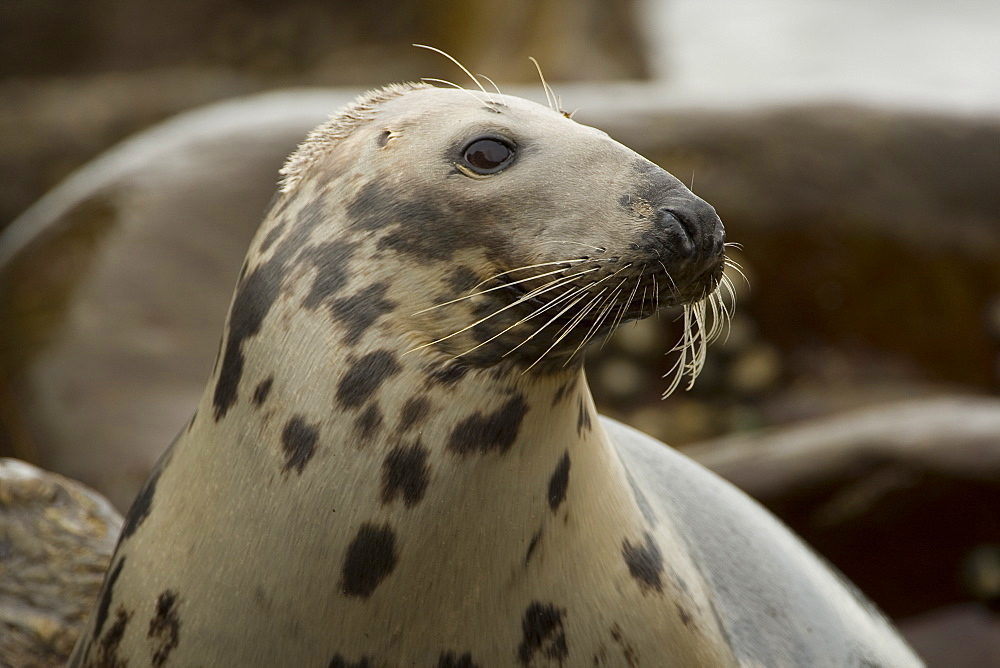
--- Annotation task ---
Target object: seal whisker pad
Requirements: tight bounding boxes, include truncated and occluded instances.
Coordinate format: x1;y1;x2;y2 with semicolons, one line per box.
69;80;922;667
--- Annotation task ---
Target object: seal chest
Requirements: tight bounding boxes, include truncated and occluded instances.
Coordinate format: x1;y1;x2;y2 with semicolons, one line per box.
70;83;921;666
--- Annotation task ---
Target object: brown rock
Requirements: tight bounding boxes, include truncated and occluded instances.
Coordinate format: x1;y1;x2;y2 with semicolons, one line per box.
0;458;123;668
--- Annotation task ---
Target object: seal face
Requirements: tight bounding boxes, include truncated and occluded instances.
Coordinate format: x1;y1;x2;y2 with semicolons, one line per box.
70;83;920;667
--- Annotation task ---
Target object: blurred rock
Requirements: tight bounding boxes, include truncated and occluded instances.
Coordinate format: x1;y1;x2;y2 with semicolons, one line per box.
898;604;1000;668
0;458;122;668
963;545;1000;610
0;0;648;227
688;396;1000;619
727;342;782;395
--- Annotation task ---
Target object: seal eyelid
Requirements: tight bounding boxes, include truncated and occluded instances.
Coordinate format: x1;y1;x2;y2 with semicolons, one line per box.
457;136;516;176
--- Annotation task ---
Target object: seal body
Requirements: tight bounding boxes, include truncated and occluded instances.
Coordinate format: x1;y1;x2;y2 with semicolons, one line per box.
70;83;921;666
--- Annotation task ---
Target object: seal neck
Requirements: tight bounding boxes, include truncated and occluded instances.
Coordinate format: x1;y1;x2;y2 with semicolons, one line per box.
344;354;648;578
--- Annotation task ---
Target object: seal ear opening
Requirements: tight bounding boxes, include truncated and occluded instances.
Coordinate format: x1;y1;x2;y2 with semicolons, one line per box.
377;130;401;148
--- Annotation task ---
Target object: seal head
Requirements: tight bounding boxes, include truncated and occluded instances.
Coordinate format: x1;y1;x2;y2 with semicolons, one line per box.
276;82;725;372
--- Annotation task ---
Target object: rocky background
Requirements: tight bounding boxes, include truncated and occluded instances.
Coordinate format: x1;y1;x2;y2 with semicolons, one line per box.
1;0;999;665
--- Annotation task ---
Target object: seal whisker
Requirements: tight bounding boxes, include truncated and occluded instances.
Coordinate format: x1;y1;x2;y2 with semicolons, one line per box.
546;286;615;367
663;305;697;397
528;56;558;112
602;270;641;346
711;288;734;342
526;293;603;370
656;260;680;300
592;288;623;331
532;240;608;253
605;293;631;344
420;78;489;106
547;266;635;347
719;273;738;317
517;288;596;371
661;290;723;397
560;286;608;366
723;258;750;287
572;263;638;354
653;273;661;315
452;274;603;360
406;268;601;356
566;287;614;361
413;263;586;315
413;44;490;97
475;73;507;107
464;257;613;295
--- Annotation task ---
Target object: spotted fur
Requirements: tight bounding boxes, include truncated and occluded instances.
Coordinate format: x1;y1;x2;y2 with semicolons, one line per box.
70;83;921;667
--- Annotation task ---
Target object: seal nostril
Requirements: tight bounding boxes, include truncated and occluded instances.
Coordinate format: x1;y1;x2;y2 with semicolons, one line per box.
654;207;696;256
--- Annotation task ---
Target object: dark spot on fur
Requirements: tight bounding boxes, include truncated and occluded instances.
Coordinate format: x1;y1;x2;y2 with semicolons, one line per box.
341;523;398;598
213;262;282;419
610;624;639;667
259;220;286;253
120;439;174;540
349;181;498;261
120;474;156;540
551;380;573;407
95;606;131;668
93;557;126;639
354;404;384;441
525;529;542;565
438;651;480;668
577;397;592;436
623;532;664;593
399;396;432;432
380;442;431;507
302;240;360;309
447;266;481;293
518;602;568;666
281;416;319;474
469;319;498;345
212;200;337;420
547;451;571;512
329;655;372;668
336;350;402;409
328;282;396;345
427;361;470;386
252;376;274;407
675;602;693;627
447;395;528;456
148;590;181;666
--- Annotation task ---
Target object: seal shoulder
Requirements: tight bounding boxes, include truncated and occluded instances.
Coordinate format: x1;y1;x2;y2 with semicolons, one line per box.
603;415;921;666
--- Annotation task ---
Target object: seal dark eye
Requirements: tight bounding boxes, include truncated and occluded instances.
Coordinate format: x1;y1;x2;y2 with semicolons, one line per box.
460;137;515;175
